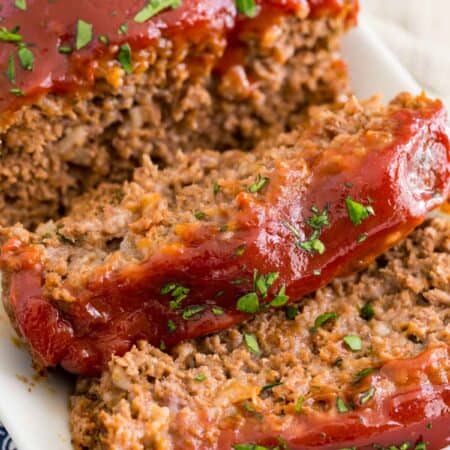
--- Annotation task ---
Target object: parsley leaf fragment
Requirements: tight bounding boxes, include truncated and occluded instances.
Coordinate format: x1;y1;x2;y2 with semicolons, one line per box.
345;196;375;226
134;0;182;23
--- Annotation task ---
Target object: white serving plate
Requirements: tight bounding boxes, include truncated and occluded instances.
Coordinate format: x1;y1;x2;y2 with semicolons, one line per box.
0;17;444;450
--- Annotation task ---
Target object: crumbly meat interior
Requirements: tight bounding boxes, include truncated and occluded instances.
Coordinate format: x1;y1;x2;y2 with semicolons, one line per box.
69;218;450;450
4;94;422;302
0;12;351;228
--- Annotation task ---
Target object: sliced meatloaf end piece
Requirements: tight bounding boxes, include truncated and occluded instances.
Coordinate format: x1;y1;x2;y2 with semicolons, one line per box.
0;0;358;228
70;218;450;450
1;93;449;376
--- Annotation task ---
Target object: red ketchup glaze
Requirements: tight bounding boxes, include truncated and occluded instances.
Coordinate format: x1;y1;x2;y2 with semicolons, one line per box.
0;0;356;115
212;348;450;450
1;98;449;377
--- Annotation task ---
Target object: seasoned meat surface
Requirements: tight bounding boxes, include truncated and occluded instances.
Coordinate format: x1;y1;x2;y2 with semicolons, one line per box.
70;218;450;450
1;93;449;375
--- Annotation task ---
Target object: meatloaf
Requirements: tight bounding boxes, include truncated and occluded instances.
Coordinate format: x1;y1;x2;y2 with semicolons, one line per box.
70;217;450;450
0;0;357;228
1;92;449;376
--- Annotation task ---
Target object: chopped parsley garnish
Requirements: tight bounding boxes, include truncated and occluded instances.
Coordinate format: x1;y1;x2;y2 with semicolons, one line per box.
182;305;205;320
307;206;329;230
167;319;177;332
6;54;15;83
212;306;224;315
310;311;338;333
194;374;206;382
336;397;350;413
260;380;283;393
118;43;133;74
255;271;278;298
352;367;377;385
270;285;289;307
295;395;305;413
345;196;375;226
233;445;270;450
10;87;24;96
134;0;182;23
248;174;269;193
235;244;246;256
118;23;128;35
0;27;23;43
343;335;362;352
18;46;34;71
161;282;190;309
359;386;376;405
357;233;368;243
75;20;93;50
98;35;109;45
15;0;27;10
235;0;259;17
58;45;73;54
283;221;301;239
243;332;260;354
285;305;299;320
236;292;259;313
360;302;375;321
159;340;166;351
231;278;249;285
415;443;427;450
298;231;325;254
194;211;206;220
213;182;221;195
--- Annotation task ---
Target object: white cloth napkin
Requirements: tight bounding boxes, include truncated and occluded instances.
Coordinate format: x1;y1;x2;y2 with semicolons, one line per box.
362;0;450;108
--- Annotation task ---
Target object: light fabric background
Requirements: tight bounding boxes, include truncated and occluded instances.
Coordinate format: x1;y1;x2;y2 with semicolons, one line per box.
1;2;449;449
362;0;450;107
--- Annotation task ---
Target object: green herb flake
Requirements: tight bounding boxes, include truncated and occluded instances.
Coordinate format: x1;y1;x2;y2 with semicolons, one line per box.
75;19;93;50
343;335;362;352
18;46;34;71
360;302;375;321
243;332;260;354
255;272;279;298
134;0;182;23
357;233;368;243
336;397;350;413
235;244;246;256
118;43;133;74
161;283;190;310
167;319;177;332
182;305;206;320
194;211;206;220
248;175;269;193
310;311;338;333
352;367;377;385
15;0;27;10
10;87;24;96
307;207;329;230
399;443;411;450
298;231;326;255
235;0;259;18
231;278;249;285
345;196;375;226
295;395;305;413
212;306;224;316
415;443;426;450
6;54;15;83
260;380;283;394
194;374;206;382
270;285;289;307
285;305;299;320
236;292;259;314
359;386;376;405
426;423;432;430
233;445;269;450
0;27;23;42
58;45;73;54
161;282;177;295
213;182;221;195
283;221;301;239
98;35;109;45
118;23;128;35
159;340;166;351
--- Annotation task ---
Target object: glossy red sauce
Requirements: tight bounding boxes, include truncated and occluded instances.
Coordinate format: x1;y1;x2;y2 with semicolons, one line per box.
2;97;449;377
212;348;450;450
0;0;357;115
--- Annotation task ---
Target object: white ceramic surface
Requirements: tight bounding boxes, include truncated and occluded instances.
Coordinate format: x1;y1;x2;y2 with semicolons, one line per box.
0;18;445;450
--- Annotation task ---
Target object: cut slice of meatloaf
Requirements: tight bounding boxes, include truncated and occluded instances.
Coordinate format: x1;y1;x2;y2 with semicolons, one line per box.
70;218;450;450
1;93;449;376
0;0;358;228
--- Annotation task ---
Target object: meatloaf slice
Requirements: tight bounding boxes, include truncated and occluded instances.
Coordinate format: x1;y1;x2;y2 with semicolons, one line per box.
70;218;450;450
0;0;357;227
1;93;449;376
